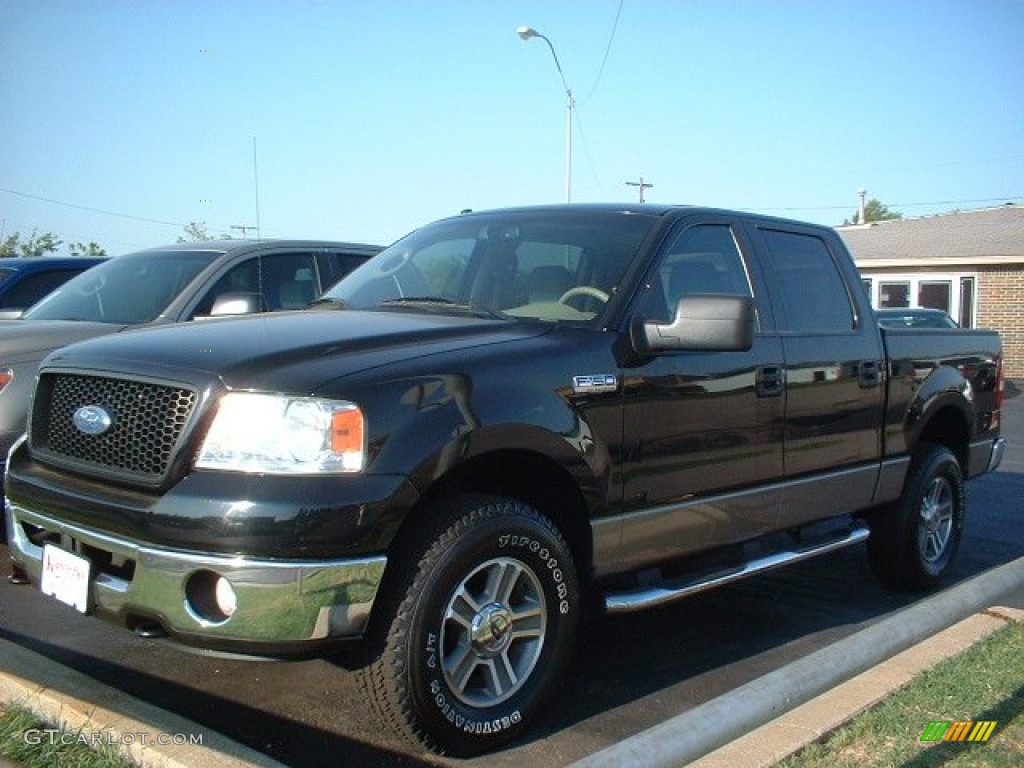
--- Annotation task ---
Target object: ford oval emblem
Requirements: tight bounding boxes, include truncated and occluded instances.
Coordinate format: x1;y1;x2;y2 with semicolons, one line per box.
73;405;112;435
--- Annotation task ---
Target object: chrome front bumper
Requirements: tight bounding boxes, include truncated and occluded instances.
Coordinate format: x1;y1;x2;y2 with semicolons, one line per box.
987;437;1007;473
967;436;1007;478
7;501;386;647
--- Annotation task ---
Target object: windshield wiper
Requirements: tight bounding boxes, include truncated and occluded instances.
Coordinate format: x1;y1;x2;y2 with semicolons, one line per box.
378;297;503;319
380;296;459;307
307;297;348;310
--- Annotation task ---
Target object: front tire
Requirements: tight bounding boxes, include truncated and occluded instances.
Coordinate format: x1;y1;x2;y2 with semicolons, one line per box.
868;444;965;590
360;495;579;756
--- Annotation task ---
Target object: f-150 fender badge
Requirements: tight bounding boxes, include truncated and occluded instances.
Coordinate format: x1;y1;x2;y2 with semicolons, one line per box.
572;374;618;394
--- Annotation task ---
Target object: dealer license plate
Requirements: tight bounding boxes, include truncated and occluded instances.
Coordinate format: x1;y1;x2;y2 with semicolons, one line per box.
40;544;91;614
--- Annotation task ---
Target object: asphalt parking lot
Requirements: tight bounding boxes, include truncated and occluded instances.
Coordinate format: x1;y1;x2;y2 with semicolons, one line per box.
1;382;1021;767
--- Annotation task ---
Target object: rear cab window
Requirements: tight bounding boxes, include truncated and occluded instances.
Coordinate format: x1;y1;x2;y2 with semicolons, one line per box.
756;228;856;334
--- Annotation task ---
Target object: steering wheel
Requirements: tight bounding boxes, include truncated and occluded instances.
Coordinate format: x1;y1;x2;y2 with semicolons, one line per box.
376;249;412;277
558;286;610;306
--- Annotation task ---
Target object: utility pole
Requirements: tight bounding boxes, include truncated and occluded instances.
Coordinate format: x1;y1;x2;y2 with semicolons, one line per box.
231;224;257;238
626;177;653;203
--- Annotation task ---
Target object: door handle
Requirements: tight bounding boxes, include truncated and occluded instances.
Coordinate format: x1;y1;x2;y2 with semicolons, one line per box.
756;366;784;398
859;359;882;388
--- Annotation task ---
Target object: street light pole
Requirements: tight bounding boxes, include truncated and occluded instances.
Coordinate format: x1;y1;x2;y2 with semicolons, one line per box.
517;26;574;203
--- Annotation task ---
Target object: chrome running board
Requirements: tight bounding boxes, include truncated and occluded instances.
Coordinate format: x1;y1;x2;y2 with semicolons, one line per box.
604;524;870;614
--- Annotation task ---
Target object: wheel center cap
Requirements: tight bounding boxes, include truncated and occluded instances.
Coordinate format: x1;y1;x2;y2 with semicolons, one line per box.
470;603;513;656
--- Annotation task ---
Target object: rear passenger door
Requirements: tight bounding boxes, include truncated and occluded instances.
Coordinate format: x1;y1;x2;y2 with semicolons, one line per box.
746;223;885;527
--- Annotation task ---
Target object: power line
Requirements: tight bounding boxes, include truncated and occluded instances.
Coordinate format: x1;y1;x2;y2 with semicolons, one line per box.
0;186;183;227
748;196;1023;214
885;196;1023;208
579;0;625;107
570;106;607;198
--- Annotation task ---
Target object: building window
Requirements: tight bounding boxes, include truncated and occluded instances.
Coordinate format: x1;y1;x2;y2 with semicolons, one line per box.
879;281;910;308
865;272;977;327
959;277;975;328
918;281;952;313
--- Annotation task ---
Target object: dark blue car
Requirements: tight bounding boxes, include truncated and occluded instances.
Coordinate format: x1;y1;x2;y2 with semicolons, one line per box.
0;257;107;314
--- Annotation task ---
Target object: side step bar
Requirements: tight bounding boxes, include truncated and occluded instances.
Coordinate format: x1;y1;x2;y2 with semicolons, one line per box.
604;524;870;614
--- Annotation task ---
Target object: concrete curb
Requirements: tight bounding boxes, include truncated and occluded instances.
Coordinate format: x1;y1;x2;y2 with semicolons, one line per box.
690;605;1024;768
0;638;285;768
569;555;1024;768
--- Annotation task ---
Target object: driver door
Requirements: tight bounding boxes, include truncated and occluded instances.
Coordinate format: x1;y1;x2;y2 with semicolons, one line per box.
615;217;785;568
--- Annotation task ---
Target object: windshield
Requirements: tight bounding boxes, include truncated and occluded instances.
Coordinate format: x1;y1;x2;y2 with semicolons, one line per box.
320;209;658;326
24;250;221;323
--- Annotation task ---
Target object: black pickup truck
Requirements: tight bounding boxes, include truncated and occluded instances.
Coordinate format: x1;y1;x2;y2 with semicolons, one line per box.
5;205;1006;756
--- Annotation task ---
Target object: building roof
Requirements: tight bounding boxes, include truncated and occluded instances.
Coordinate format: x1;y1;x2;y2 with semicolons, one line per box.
837;204;1024;268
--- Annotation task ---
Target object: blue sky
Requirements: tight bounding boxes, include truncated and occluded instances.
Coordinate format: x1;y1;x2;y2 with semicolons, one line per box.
2;0;1022;255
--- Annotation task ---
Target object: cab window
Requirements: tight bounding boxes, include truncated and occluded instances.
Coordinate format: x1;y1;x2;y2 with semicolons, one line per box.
759;229;855;333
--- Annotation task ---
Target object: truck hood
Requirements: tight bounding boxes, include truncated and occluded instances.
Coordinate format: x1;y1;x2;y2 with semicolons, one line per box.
0;320;125;364
43;310;548;393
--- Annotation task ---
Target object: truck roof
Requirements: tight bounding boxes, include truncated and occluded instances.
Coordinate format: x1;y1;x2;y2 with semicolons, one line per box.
118;238;382;257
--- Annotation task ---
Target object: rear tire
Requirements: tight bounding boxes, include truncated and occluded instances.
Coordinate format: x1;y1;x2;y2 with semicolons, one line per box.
359;494;579;756
868;444;964;590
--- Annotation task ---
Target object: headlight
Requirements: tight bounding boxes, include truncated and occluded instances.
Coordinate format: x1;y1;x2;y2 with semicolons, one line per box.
195;393;365;473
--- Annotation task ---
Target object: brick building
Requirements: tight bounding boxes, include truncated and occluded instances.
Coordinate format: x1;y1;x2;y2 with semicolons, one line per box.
837;204;1024;378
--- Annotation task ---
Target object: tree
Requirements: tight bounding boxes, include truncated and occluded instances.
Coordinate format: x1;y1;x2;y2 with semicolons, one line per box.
846;198;903;225
176;221;234;242
178;221;215;242
0;230;64;257
0;234;18;257
68;241;108;257
863;198;903;222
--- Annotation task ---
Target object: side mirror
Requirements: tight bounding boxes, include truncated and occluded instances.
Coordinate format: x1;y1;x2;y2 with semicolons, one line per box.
210;292;263;317
632;294;755;355
0;309;25;320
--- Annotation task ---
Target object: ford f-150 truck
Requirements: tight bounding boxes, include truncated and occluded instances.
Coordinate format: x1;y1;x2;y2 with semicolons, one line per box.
5;205;1006;756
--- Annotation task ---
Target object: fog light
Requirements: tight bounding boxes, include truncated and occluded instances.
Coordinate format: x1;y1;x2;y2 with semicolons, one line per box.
215;576;237;617
185;570;237;624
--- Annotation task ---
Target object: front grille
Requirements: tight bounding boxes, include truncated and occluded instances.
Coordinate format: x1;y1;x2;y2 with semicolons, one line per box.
34;373;197;481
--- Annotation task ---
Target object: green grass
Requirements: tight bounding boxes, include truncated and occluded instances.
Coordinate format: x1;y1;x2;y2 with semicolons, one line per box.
779;620;1024;768
0;703;136;768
